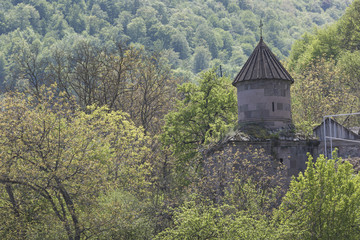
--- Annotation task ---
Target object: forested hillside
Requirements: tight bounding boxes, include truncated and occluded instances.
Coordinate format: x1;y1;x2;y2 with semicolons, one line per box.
1;0;360;239
0;0;353;87
287;0;360;133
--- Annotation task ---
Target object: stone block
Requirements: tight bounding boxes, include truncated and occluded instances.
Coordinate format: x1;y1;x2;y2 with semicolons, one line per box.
244;111;252;118
256;103;266;110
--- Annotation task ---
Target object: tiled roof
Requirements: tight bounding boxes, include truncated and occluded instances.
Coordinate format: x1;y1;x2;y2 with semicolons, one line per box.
232;38;294;85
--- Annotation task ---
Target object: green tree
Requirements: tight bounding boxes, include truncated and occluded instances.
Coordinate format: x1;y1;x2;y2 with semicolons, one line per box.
287;32;315;72
220;30;233;55
195;24;219;58
193;46;211;73
66;4;86;33
287;0;360;73
47;41;178;135
290;57;358;134
0;53;5;89
154;198;275;240
12;38;49;96
91;190;154;239
338;0;360;51
171;32;190;59
152;2;168;24
90;3;109;21
87;15;109;36
116;52;179;135
155;24;176;49
338;50;360;98
275;153;360;239
0;12;6;34
136;6;159;32
6;3;40;31
0;86;152;239
162;69;237;171
127;17;146;42
46;12;71;39
238;0;252;10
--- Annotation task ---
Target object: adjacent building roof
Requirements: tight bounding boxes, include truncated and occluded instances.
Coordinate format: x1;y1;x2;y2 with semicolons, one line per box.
313;118;360;141
232;38;294;85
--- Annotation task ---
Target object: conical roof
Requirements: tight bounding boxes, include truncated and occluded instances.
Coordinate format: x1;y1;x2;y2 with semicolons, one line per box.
232;38;294;85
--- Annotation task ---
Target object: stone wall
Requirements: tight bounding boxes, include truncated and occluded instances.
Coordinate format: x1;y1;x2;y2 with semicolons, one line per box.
236;79;292;128
317;141;360;159
222;139;319;176
204;141;289;203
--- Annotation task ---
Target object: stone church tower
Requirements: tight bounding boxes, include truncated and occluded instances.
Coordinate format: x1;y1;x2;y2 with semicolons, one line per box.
221;36;319;176
232;37;294;129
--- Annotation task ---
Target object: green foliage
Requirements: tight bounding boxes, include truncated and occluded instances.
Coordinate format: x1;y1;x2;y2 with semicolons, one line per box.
287;25;341;73
154;198;276;239
0;53;5;88
0;86;153;239
0;0;353;80
127;17;146;42
0;1;359;239
171;32;190;60
4;39;178;136
193;46;211;73
288;0;360;130
162;68;237;162
290;57;358;131
288;0;360;72
161;69;237;189
275;153;360;239
338;0;360;51
87;190;154;239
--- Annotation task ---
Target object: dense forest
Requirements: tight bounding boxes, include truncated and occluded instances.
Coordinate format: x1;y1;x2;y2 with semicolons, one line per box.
0;0;360;239
287;0;360;132
0;0;354;86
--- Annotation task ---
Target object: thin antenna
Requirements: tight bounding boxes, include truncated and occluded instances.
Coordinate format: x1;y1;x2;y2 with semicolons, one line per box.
259;19;263;40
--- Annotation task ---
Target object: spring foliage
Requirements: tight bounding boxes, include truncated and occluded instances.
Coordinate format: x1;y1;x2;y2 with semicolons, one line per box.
162;69;237;162
275;153;360;239
0;86;152;239
288;0;360;132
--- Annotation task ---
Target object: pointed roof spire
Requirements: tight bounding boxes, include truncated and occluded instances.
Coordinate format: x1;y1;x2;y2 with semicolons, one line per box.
259;19;263;40
232;38;294;85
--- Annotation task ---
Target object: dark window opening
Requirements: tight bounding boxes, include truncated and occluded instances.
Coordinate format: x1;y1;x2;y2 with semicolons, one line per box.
272;102;275;112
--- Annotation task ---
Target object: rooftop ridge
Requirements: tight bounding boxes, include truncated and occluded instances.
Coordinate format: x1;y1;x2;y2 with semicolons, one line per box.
232;39;294;85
